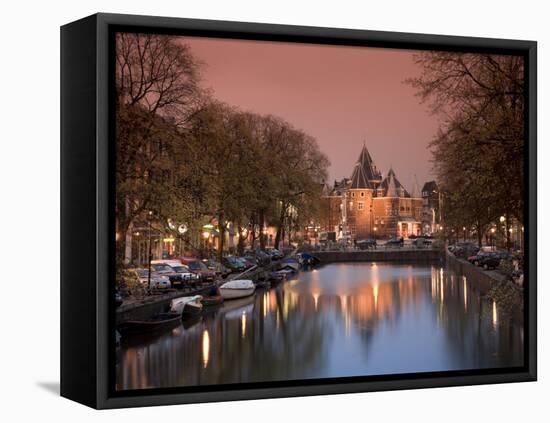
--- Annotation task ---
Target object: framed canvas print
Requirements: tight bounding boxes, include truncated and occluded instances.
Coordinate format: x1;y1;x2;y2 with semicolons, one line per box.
60;13;537;409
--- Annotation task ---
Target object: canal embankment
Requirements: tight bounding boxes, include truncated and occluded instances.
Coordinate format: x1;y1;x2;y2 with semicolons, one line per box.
445;248;524;317
116;264;274;324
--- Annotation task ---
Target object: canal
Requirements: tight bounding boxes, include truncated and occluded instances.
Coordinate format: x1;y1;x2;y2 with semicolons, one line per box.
116;262;524;391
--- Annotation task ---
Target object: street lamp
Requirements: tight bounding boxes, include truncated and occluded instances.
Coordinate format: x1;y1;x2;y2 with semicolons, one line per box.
147;210;154;291
490;227;496;248
374;226;377;240
463;226;466;242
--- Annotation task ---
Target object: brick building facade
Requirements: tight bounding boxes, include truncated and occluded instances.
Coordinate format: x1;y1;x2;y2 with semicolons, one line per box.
320;143;423;240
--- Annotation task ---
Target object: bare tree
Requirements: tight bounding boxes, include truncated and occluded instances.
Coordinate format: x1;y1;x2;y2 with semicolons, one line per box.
407;52;525;235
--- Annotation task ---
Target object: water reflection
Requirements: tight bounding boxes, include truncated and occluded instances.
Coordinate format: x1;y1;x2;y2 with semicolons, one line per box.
202;330;209;368
116;263;524;391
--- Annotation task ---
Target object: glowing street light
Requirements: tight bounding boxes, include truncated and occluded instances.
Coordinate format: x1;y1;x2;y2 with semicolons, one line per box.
147;210;154;290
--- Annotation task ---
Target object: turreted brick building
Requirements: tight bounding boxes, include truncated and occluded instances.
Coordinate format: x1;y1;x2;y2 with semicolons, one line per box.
320;143;423;240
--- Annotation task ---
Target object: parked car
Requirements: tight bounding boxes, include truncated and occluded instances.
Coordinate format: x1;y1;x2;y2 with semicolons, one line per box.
222;255;248;273
132;268;171;290
179;257;216;281
413;237;431;248
452;242;479;258
202;258;231;278
356;239;377;250
385;237;404;247
238;256;256;269
152;260;200;288
150;262;185;288
254;249;272;266
477;253;501;270
265;247;284;260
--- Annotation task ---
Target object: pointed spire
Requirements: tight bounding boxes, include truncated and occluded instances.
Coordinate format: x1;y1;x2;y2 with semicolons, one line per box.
386;171;398;197
411;175;420;198
350;141;381;188
379;167;410;198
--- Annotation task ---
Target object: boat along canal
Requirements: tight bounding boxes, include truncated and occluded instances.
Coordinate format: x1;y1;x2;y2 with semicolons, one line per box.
116;262;524;390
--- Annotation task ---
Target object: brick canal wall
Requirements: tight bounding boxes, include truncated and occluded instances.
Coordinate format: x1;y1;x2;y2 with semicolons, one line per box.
444;248;506;293
116;286;212;325
314;249;444;263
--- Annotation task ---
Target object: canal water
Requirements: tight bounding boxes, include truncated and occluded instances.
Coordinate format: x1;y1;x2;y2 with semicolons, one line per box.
116;262;524;391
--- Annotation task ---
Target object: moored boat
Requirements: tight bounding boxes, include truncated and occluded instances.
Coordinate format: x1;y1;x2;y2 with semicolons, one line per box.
297;252;320;266
219;279;255;300
201;295;224;307
117;312;181;335
280;258;300;271
170;295;203;317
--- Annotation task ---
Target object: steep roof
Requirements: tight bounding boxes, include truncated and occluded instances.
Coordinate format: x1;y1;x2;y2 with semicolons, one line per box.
421;180;438;194
377;168;410;198
350;143;381;189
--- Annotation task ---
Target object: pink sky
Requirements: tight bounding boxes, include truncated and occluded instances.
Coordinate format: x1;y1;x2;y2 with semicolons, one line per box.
182;36;440;191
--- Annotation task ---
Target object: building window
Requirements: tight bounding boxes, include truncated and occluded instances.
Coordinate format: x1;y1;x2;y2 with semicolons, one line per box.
400;206;405;211
351;192;355;198
360;192;365;197
358;202;364;210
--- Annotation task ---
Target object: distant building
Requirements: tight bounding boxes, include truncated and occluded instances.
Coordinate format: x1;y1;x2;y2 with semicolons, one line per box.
320;143;424;240
421;181;441;235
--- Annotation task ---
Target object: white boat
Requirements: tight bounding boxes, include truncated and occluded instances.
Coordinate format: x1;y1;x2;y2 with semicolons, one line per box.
170;295;203;316
219;279;256;300
280;261;300;272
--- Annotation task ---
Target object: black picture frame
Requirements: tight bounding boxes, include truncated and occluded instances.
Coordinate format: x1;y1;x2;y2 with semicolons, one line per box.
60;12;537;409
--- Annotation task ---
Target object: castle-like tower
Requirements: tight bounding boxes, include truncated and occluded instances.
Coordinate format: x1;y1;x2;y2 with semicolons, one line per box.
346;144;382;239
320;143;423;241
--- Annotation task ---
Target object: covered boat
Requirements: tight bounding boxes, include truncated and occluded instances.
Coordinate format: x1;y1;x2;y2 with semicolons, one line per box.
201;295;224;307
170;295;203;317
117;312;181;335
219;279;255;300
280;258;300;271
297;252;320;266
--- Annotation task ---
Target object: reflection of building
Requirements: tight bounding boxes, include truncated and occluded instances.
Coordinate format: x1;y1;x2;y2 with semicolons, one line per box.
320;143;423;240
421;181;441;235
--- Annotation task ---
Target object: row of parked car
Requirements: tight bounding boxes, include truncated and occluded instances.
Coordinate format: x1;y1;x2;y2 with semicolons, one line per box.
448;242;517;271
221;247;284;272
128;248;286;290
355;236;433;250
